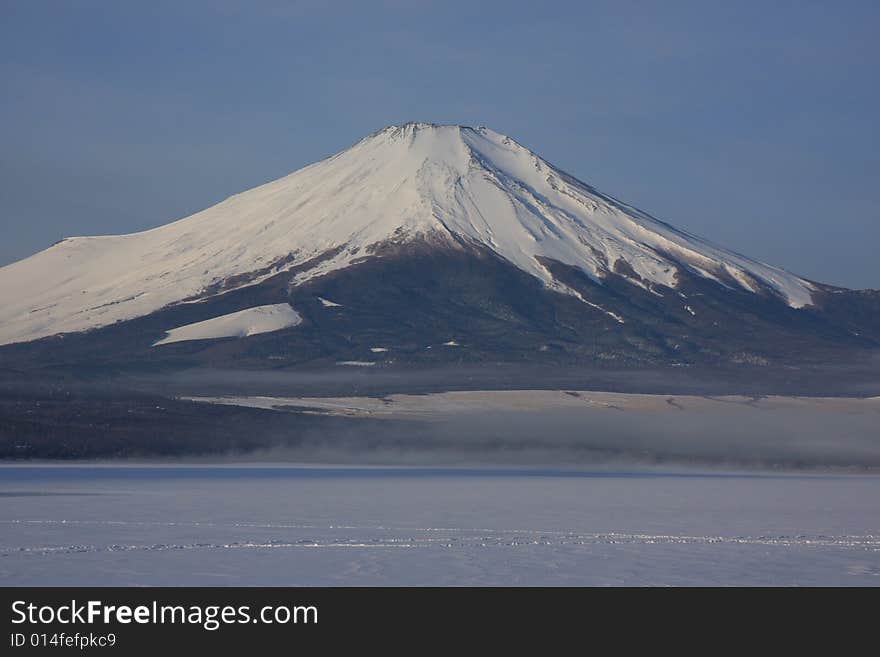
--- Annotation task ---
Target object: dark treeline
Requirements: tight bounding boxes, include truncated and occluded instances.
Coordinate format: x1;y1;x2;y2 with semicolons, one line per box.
0;382;401;459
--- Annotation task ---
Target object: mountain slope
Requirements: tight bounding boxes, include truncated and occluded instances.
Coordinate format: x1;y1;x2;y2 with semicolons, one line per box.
0;123;820;348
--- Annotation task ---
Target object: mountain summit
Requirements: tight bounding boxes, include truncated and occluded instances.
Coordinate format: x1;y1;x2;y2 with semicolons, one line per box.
0;123;876;367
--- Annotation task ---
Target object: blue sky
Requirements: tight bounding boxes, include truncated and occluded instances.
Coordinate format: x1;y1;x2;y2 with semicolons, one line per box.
1;0;877;288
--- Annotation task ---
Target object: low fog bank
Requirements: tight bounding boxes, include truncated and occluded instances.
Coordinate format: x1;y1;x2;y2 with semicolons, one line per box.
2;373;878;470
228;405;880;472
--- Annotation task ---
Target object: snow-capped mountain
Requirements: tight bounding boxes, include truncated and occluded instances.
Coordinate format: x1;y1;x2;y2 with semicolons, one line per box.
0;123;875;368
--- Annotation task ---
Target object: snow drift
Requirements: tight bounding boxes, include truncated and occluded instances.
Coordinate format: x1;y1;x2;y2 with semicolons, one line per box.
152;303;302;346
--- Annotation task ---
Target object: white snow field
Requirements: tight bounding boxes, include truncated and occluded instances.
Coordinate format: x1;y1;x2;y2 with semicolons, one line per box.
0;123;815;346
185;389;880;420
1;465;877;586
152;303;301;346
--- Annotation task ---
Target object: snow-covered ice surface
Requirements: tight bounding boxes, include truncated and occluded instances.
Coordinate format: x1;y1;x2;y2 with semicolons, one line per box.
152;304;301;346
0;123;815;346
1;465;877;586
186;389;880;420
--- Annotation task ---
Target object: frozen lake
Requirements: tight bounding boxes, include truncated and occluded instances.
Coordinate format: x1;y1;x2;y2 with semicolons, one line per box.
1;465;878;586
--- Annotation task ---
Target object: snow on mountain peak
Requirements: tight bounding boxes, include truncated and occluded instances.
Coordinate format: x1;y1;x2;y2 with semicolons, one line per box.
0;123;816;346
